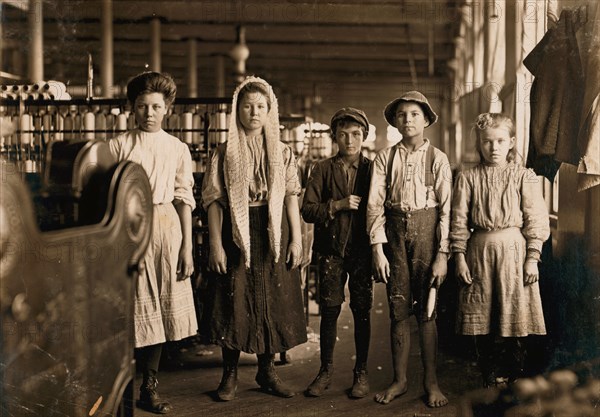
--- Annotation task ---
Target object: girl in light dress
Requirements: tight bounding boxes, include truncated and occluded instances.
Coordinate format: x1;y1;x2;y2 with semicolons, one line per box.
450;113;550;387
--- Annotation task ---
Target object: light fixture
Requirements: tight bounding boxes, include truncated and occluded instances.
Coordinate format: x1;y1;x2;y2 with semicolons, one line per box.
229;25;250;84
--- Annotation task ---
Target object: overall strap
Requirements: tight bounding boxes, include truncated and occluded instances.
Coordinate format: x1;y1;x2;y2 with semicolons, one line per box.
424;144;435;187
384;145;398;208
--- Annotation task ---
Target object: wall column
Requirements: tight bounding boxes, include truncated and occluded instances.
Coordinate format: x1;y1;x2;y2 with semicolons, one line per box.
187;38;198;98
150;17;162;72
28;0;44;82
101;0;114;97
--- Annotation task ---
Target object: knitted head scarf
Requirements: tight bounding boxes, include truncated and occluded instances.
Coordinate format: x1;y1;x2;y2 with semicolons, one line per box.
225;76;285;268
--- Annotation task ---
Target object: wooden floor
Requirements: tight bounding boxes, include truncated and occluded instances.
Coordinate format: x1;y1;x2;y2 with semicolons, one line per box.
134;284;483;417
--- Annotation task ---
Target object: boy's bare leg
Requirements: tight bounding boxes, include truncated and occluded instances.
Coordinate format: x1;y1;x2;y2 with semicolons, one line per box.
419;320;448;407
374;319;409;404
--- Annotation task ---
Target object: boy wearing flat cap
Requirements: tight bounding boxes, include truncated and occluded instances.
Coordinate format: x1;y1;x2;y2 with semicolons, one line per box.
302;107;373;399
367;91;451;408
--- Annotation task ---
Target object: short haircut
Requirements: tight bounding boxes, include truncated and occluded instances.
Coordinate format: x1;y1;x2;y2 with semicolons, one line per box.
393;101;431;124
331;117;367;139
237;82;272;111
127;72;177;106
474;113;518;163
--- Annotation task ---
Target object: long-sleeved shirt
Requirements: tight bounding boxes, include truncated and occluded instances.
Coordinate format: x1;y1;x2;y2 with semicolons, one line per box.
108;128;196;209
450;163;550;258
366;139;452;252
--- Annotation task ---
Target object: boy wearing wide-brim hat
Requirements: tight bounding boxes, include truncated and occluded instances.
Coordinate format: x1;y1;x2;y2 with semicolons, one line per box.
302;107;374;399
367;91;452;408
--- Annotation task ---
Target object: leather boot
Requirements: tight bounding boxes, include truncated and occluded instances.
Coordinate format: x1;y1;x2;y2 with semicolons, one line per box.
217;365;238;401
350;368;369;398
138;375;171;414
256;354;295;398
306;364;333;397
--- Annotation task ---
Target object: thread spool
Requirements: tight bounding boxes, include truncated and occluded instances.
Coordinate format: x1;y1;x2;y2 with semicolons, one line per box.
217;109;227;144
182;111;193;144
20;114;32;145
105;113;115;136
84;110;95;140
167;112;179;134
192;112;202;146
95;111;107;140
24;159;35;173
64;110;75;141
54;112;64;141
127;112;136;130
43;114;53;143
116;113;127;132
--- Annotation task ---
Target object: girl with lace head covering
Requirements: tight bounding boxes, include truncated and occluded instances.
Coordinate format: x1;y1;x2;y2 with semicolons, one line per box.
201;76;307;401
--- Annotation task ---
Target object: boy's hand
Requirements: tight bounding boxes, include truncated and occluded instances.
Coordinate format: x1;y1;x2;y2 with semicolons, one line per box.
455;253;472;285
333;195;362;212
372;244;390;284
208;243;227;275
430;253;448;288
524;260;539;285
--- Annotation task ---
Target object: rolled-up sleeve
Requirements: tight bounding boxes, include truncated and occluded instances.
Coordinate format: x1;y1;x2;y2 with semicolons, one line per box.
367;149;389;245
450;171;472;253
173;144;196;209
434;152;452;253
521;169;550;257
301;161;329;224
201;146;228;210
284;145;302;196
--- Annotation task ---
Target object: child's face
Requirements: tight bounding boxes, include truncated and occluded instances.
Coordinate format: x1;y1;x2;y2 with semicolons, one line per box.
335;122;364;159
394;102;429;138
478;126;515;165
238;92;269;136
134;92;167;133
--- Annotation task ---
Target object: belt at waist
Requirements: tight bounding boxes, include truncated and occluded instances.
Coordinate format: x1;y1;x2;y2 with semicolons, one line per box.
472;226;520;234
248;200;268;207
385;206;437;217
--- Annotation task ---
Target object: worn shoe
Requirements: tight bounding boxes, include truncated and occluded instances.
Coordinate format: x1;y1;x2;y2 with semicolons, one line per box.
138;376;171;414
306;365;333;397
217;366;238;401
255;362;296;398
350;369;369;398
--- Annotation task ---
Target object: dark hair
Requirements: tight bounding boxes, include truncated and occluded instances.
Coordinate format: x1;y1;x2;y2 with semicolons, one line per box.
392;101;431;124
237;82;272;112
126;72;177;106
331;118;367;139
473;113;518;163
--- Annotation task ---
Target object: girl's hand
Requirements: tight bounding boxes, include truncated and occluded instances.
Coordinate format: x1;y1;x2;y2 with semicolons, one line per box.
177;246;194;281
455;255;472;285
524;260;539;285
208;243;227;275
286;241;303;270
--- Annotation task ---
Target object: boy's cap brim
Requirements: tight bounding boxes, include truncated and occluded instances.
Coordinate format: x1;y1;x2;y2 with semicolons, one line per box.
330;107;369;134
383;91;438;127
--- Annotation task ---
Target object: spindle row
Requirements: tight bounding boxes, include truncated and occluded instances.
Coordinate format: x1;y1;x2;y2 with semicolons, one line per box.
0;99;231;173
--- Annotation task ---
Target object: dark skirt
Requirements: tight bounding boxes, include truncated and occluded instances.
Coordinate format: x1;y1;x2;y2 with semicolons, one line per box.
200;205;307;354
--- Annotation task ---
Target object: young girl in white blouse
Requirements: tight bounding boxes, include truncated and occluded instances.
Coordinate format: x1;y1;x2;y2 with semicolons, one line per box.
109;72;198;414
450;113;550;388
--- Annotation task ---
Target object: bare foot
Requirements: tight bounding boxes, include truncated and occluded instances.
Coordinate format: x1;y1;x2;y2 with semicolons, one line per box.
426;385;448;408
374;382;407;404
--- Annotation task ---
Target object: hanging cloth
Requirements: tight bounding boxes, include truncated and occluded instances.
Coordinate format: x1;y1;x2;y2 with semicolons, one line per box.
524;8;585;181
576;2;600;191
